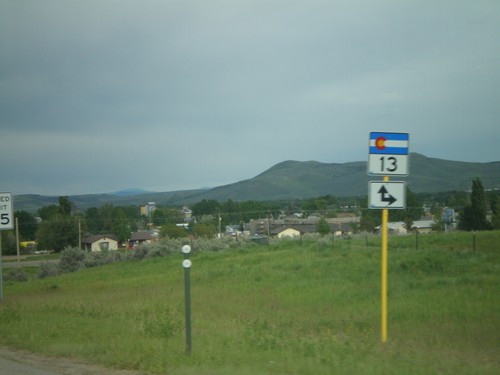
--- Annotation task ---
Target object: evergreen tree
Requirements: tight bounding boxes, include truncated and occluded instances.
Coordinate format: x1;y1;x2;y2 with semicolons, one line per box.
490;191;500;230
317;217;331;236
458;178;490;231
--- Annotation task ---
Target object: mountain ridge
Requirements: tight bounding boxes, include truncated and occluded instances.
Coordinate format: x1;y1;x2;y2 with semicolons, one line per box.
13;153;500;212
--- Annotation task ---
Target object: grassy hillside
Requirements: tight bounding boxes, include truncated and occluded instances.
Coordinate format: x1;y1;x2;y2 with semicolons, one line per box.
1;231;499;374
204;153;500;201
13;153;500;211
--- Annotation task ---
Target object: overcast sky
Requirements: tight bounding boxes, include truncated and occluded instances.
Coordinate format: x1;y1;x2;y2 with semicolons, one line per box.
1;1;499;196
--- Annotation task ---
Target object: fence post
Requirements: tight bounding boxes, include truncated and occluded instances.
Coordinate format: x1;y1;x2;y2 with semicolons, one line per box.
415;229;419;251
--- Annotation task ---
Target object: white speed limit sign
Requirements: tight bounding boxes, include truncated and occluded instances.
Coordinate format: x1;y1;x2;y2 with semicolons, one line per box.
0;192;14;230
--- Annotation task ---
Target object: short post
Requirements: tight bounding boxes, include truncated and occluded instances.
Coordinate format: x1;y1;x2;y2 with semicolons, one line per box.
415;229;419;251
182;244;192;355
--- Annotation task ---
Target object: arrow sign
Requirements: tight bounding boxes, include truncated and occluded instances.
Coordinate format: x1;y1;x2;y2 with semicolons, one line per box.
369;181;406;209
378;185;397;205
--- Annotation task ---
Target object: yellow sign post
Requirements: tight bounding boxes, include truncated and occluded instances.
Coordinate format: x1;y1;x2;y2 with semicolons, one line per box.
381;177;389;343
368;132;409;343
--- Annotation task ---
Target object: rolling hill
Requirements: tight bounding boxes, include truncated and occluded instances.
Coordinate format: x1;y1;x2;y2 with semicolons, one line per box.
14;153;500;212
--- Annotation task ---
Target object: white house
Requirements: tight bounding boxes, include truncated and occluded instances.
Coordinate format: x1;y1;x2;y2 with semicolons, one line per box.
273;226;302;238
82;235;118;252
376;220;435;235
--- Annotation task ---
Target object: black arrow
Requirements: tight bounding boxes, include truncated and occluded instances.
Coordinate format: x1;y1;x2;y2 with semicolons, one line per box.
378;185;397;205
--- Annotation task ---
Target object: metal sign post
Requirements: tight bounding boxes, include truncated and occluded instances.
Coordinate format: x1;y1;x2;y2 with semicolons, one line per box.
368;133;409;343
182;244;192;355
0;192;14;300
381;177;389;343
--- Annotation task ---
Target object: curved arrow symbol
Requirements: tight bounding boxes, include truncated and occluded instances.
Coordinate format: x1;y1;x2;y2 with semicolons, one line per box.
378;185;397;205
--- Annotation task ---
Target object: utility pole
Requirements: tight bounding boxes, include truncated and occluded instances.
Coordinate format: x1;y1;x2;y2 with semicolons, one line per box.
16;217;20;262
78;220;82;251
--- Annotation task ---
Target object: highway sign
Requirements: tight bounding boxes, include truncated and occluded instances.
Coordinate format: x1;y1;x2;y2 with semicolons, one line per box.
368;132;409;176
369;181;406;209
0;192;14;230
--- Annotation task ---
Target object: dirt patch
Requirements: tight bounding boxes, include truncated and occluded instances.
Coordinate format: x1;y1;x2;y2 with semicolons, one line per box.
0;347;143;375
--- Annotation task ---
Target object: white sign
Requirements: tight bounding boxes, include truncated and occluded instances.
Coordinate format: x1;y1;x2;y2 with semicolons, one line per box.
369;182;406;209
368;132;409;176
0;192;14;230
182;245;191;254
182;259;192;268
368;154;409;176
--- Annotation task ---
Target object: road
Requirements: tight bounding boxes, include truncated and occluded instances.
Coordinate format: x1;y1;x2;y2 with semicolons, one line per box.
2;259;59;268
0;347;140;375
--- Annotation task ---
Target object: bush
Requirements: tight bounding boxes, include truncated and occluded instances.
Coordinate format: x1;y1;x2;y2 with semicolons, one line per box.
145;238;183;258
84;250;122;268
38;262;59;278
58;247;85;273
5;268;28;282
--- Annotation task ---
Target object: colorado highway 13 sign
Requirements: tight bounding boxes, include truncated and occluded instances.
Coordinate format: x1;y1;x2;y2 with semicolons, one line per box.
368;132;409;176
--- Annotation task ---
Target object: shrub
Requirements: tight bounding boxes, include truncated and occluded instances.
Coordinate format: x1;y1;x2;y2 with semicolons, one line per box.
58;246;85;273
38;262;59;278
127;244;149;260
84;249;125;268
5;268;29;282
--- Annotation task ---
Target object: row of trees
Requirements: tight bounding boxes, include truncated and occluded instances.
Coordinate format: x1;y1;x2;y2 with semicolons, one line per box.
2;178;499;254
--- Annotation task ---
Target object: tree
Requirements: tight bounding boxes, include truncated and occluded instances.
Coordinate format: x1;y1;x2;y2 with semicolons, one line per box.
192;223;217;238
192;199;220;216
85;207;101;234
359;210;377;232
36;197;79;252
489;191;500;230
317;217;331;236
36;214;79;251
152;209;167;226
59;196;72;216
14;210;38;240
160;224;187;239
111;207;130;242
458;178;490;231
38;204;59;220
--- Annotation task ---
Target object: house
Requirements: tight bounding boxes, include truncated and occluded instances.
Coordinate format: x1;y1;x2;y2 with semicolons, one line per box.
331;222;354;236
270;222;354;238
271;226;303;238
376;220;435;235
82;235;118;252
128;231;159;248
411;220;435;234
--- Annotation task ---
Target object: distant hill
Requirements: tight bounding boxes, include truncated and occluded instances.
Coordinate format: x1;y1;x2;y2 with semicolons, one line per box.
108;188;155;197
14;153;500;212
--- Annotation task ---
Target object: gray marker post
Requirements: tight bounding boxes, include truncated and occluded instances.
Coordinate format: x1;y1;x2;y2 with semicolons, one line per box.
182;244;192;355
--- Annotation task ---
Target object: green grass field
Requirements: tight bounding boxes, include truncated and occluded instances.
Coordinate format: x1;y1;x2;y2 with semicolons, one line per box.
1;231;499;374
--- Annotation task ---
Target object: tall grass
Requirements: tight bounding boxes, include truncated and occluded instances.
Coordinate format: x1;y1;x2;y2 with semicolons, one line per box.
0;231;499;374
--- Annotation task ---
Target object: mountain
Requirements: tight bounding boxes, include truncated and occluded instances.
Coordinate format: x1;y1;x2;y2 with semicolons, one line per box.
201;153;500;201
13;153;500;212
108;188;155;197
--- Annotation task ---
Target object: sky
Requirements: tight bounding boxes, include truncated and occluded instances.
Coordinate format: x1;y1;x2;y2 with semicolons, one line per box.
1;0;499;196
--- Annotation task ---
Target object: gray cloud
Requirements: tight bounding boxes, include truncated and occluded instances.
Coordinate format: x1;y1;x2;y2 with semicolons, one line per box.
1;0;499;195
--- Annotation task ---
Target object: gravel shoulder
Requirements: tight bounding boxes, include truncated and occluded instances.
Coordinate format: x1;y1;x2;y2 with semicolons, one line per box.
0;347;142;375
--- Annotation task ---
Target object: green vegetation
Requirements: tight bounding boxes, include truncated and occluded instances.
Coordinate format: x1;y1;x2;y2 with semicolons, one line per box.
1;231;499;374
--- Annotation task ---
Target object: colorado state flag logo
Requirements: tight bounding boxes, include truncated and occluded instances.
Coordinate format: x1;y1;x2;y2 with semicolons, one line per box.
369;132;409;155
